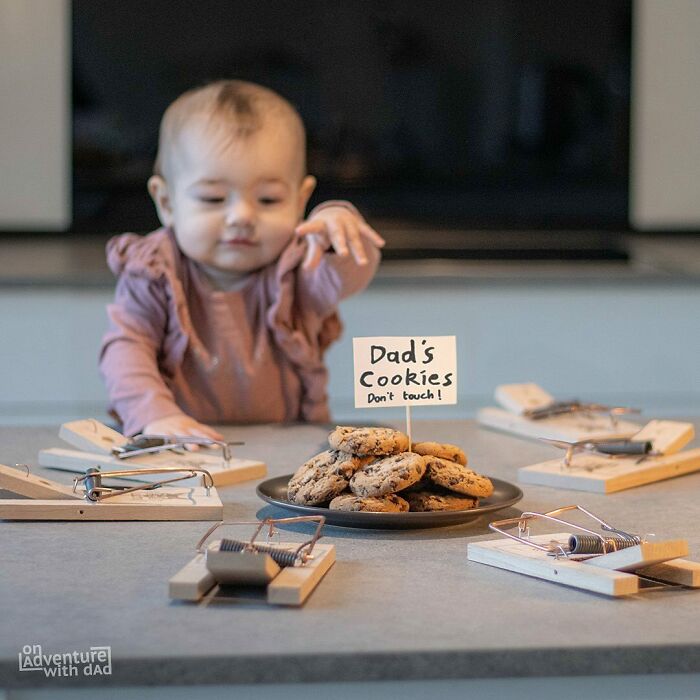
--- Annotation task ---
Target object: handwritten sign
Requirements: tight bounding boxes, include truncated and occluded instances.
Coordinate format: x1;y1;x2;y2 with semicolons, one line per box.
353;336;457;408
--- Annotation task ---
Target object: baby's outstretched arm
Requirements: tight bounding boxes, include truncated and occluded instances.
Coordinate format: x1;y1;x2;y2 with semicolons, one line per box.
295;203;385;271
288;202;383;318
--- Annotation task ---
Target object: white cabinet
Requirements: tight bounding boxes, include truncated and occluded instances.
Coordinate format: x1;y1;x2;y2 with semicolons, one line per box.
0;281;698;424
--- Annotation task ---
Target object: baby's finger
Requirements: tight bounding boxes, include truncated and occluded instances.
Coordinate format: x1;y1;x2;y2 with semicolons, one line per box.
327;219;351;258
359;222;386;248
295;219;327;237
302;236;324;270
345;220;369;265
182;423;222;450
194;423;224;442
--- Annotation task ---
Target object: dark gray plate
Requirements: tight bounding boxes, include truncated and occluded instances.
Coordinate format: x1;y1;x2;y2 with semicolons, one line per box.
256;474;523;530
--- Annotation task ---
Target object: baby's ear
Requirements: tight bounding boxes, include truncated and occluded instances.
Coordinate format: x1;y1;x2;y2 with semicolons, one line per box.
297;175;317;215
148;175;175;227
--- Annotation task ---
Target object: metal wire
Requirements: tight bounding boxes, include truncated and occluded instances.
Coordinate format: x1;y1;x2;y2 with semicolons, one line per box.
490;505;644;558
73;465;214;501
196;516;326;565
219;538;299;567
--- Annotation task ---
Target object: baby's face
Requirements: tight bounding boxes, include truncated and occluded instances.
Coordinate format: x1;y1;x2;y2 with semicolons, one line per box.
152;117;315;274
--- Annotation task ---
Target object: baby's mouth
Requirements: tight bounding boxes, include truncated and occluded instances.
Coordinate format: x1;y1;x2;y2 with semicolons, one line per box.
220;237;257;247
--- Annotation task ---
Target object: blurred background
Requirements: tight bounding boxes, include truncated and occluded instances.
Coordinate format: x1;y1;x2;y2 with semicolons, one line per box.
69;0;631;240
0;0;698;425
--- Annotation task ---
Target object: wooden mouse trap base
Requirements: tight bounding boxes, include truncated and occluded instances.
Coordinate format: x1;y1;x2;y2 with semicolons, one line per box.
0;463;223;521
169;540;336;606
477;383;641;442
38;419;266;487
468;532;700;597
520;430;700;493
477;406;641;443
519;448;700;493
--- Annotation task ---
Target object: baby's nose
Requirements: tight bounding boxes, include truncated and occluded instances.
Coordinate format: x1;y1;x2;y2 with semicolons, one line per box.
225;199;255;227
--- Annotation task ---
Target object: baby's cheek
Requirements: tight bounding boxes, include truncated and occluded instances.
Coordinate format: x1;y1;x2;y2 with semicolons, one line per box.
176;220;220;263
259;222;295;263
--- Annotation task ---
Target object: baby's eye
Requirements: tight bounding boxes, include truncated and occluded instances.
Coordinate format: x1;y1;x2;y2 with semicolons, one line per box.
258;196;281;206
199;196;225;204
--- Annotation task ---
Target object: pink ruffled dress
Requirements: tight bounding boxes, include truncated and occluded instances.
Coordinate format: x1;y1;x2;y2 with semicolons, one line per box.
99;224;379;435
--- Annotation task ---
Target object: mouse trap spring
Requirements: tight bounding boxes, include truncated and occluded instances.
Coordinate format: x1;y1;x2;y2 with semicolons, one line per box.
170;516;336;606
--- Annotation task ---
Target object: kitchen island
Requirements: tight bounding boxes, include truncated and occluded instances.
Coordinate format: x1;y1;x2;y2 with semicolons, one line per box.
1;420;700;698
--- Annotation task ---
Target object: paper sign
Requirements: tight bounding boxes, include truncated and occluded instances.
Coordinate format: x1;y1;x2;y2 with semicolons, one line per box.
353;336;457;408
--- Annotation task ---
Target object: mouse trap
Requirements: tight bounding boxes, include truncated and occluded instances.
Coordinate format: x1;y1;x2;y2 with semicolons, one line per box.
0;463;223;520
477;383;642;442
169;516;335;606
467;505;700;597
518;420;699;493
38;419;266;487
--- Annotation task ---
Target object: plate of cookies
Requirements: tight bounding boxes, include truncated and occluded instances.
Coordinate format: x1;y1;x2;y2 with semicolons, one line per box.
256;426;522;529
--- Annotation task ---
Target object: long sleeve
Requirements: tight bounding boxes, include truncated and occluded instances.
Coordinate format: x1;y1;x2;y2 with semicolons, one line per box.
99;273;184;435
297;201;382;317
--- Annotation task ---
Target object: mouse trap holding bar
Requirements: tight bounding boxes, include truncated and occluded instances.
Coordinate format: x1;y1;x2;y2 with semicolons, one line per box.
0;462;223;520
477;383;642;443
38;419;266;487
467;505;700;597
518;420;699;493
169;516;336;606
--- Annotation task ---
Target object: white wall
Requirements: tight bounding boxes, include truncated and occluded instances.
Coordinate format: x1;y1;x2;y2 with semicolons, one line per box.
0;0;70;229
630;0;700;229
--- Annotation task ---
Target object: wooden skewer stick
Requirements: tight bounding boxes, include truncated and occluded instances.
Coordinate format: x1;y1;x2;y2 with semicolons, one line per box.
406;405;412;447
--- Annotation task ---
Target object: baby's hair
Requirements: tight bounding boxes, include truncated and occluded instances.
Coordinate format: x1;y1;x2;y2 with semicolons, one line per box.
153;80;306;178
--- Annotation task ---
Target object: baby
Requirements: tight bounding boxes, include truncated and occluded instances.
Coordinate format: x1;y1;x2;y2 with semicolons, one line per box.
99;80;383;440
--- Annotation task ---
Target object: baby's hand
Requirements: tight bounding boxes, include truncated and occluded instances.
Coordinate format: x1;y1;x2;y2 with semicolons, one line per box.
295;206;385;271
142;414;224;451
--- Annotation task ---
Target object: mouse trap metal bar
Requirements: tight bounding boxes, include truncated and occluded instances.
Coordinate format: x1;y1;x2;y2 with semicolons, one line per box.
518;420;698;493
0;463;223;521
467;505;700;597
169;516;336;606
38;419;266;487
477;383;642;443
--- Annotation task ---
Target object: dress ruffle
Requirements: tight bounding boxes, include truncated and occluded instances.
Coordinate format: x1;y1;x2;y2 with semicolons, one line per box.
106;228;341;422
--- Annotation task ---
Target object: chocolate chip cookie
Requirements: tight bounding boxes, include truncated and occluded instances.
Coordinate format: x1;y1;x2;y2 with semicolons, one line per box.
404;490;479;512
329;493;410;513
349;452;427;497
328;426;409;456
287;450;366;505
424;456;494;498
412;441;467;466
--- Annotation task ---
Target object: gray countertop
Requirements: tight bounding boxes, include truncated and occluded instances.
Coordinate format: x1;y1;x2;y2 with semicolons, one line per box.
1;233;699;288
2;419;700;689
